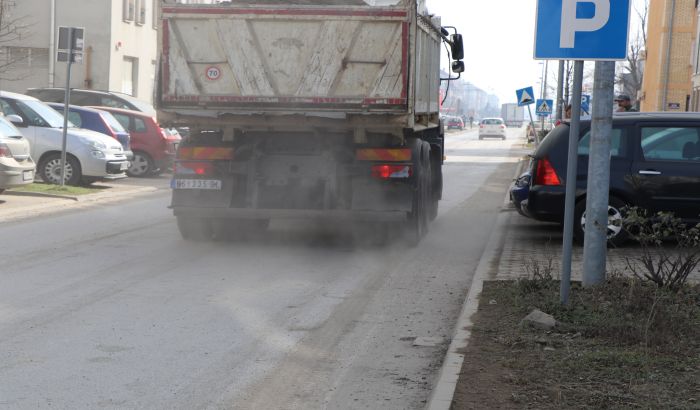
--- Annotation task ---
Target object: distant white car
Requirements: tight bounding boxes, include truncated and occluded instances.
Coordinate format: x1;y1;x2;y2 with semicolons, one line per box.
0;115;35;193
0;91;129;185
479;117;507;140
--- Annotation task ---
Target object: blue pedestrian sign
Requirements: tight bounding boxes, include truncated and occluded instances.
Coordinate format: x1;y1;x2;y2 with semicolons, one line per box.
534;0;631;60
516;87;535;106
536;99;554;116
581;94;591;114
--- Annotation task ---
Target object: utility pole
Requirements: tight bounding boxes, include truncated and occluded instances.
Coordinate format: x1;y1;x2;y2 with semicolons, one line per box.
582;61;616;286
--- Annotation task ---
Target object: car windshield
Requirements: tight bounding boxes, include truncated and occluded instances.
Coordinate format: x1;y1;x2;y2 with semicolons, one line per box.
482;119;503;125
0;117;21;138
100;112;127;133
17;99;74;128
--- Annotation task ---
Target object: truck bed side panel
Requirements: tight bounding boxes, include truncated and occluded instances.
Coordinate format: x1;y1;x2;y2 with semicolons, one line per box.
161;5;411;113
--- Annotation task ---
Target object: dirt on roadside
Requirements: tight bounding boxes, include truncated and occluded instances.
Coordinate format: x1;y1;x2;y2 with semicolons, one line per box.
451;280;700;409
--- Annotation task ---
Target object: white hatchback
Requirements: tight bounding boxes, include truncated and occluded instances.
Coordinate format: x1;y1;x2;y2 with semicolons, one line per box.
0;91;129;185
479;118;507;140
0;115;35;193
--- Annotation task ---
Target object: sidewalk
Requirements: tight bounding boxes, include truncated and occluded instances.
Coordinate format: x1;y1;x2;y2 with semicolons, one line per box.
0;179;168;223
495;205;700;282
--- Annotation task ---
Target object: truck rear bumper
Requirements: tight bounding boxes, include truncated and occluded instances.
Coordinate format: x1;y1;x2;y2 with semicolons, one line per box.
172;206;408;222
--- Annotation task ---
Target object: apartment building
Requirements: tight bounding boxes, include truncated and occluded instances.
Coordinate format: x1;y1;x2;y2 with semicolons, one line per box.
640;0;697;112
692;3;700;110
0;0;159;103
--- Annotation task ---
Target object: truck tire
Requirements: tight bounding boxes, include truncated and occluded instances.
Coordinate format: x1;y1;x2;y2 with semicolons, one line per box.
405;139;431;245
429;147;442;221
177;216;213;241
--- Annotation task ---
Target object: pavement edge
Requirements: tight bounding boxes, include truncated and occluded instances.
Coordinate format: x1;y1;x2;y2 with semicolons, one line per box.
426;146;528;410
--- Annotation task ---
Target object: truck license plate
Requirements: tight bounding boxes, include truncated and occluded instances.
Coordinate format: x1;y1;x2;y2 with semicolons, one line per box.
172;179;222;190
22;170;33;181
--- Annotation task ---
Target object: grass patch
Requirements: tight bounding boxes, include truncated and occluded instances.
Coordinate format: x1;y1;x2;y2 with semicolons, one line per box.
9;182;103;196
453;277;700;409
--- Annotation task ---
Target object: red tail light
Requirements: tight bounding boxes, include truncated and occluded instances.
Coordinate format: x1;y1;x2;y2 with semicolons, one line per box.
175;161;215;176
0;144;12;158
534;157;561;186
500;125;506;129
371;165;412;180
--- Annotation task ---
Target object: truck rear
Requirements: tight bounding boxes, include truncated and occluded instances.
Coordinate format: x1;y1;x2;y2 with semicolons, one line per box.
156;0;464;243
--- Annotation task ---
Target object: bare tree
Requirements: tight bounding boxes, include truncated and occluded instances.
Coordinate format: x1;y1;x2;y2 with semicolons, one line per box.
0;0;31;80
617;0;648;105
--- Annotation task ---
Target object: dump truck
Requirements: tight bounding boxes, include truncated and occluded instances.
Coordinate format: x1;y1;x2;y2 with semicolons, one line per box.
156;0;464;243
501;103;525;128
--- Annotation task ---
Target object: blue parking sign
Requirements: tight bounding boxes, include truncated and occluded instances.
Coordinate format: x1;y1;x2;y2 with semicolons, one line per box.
534;0;631;60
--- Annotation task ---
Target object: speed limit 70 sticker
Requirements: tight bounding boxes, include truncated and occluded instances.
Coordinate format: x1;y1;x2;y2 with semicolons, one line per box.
205;66;222;81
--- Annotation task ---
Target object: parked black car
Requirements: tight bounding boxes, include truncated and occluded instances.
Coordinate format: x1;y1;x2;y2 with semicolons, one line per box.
521;112;700;245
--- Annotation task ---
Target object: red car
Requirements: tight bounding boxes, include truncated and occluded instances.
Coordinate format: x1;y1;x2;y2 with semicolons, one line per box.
91;106;180;177
446;116;464;130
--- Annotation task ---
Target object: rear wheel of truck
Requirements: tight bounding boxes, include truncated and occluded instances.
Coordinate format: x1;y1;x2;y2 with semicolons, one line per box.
405;140;431;246
177;216;213;241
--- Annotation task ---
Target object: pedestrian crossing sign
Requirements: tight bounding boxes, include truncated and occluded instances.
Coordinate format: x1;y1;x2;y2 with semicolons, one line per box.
536;99;553;116
516;87;535;106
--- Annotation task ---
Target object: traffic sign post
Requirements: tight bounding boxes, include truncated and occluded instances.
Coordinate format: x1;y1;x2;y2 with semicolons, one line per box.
582;61;615;287
534;0;631;302
516;87;538;146
535;99;554;116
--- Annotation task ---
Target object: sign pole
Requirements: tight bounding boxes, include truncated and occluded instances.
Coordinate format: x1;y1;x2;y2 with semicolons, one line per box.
560;60;584;305
556;60;565;121
527;105;537;147
60;27;74;187
582;61;616;287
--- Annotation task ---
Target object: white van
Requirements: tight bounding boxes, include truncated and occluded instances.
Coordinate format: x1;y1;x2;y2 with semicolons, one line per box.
0;91;129;185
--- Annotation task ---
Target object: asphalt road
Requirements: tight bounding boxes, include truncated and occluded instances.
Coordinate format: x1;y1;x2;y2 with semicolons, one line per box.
0;128;527;410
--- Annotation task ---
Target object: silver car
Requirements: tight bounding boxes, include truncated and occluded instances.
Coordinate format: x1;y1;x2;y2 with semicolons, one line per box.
0;115;35;193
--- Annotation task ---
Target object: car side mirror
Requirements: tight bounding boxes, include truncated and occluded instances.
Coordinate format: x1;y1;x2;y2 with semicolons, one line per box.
452;61;465;74
6;114;25;127
450;34;464;61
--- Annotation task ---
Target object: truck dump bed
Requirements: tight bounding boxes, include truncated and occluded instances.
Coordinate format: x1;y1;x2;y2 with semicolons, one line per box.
158;0;440;121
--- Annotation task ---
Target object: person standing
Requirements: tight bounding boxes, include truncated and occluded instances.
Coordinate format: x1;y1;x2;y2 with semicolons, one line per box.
614;94;638;112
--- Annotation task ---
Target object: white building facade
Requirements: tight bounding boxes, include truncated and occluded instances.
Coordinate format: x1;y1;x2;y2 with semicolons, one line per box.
1;0;159;103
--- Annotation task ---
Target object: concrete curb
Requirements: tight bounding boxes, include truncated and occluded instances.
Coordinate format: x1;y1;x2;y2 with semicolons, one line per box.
4;190;80;201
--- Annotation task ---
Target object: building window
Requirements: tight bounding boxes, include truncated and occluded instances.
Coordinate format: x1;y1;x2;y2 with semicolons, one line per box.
136;0;146;25
124;0;135;22
122;57;139;97
152;0;159;29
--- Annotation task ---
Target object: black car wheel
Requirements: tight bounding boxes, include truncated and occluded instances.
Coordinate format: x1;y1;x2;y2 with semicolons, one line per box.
573;196;629;246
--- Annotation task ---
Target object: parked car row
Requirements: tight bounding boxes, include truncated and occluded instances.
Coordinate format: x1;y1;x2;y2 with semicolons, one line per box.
510;112;700;245
0;88;180;191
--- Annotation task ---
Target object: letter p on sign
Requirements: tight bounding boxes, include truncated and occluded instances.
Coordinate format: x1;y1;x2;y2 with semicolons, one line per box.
560;0;610;48
534;0;630;60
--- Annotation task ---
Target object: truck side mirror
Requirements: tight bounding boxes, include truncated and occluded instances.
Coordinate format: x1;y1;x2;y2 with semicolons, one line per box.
450;34;464;61
452;61;465;74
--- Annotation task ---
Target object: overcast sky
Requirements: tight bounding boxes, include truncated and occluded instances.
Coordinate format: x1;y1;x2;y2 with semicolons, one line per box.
426;0;647;104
